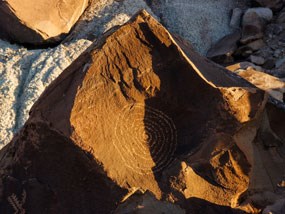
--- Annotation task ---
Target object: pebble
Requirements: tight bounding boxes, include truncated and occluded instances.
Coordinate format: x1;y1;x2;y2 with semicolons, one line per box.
250;55;265;65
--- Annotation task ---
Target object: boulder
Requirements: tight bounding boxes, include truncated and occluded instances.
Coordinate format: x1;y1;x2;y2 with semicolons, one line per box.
0;0;88;45
0;10;284;213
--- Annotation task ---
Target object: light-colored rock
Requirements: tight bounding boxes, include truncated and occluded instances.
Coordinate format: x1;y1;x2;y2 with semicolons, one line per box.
246;8;273;22
0;0;88;45
227;65;285;102
149;0;248;54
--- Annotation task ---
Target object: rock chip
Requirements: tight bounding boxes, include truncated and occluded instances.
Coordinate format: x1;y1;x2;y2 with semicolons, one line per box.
0;0;88;45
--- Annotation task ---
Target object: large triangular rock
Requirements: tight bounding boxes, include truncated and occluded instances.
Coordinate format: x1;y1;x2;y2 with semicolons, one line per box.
0;0;88;45
0;10;284;213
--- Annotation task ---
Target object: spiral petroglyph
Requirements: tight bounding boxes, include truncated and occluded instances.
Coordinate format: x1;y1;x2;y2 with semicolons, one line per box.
113;103;177;174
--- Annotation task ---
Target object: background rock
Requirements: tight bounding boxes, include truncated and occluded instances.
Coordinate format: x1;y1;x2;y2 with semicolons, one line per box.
149;0;248;54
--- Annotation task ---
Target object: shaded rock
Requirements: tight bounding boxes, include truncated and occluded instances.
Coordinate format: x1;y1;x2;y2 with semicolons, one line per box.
263;199;285;214
207;30;241;64
115;191;185;214
0;9;284;214
250;55;265;65
277;9;285;23
253;0;284;12
0;0;88;45
263;58;276;69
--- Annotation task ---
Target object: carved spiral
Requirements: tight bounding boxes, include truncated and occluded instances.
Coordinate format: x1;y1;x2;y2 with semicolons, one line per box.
113;103;177;174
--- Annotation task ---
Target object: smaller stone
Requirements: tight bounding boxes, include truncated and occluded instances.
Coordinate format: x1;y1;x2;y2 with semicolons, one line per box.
274;49;282;58
263;58;276;69
207;30;241;64
246;39;266;51
265;24;283;36
227;61;264;72
275;57;285;68
250;55;265;65
277;10;285;23
230;8;243;29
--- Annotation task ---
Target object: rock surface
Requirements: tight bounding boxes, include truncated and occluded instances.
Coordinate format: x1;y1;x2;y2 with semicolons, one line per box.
0;0;154;148
1;10;285;213
0;0;88;45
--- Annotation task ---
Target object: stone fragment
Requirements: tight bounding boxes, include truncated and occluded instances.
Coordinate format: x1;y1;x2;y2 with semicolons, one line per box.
250;55;265;65
206;30;241;64
0;0;88;45
246;39;266;51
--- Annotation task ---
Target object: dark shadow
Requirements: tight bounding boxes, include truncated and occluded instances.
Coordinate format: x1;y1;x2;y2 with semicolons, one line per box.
184;197;244;214
0;122;127;214
137;17;261;208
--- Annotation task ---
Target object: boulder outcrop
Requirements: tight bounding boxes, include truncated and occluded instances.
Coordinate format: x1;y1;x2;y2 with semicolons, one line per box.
0;0;88;45
0;10;284;213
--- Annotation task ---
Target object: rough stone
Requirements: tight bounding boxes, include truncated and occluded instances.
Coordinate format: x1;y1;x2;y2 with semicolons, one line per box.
0;0;88;45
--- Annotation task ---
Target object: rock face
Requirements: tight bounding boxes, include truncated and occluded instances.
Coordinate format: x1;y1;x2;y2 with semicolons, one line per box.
0;10;284;213
0;0;88;45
